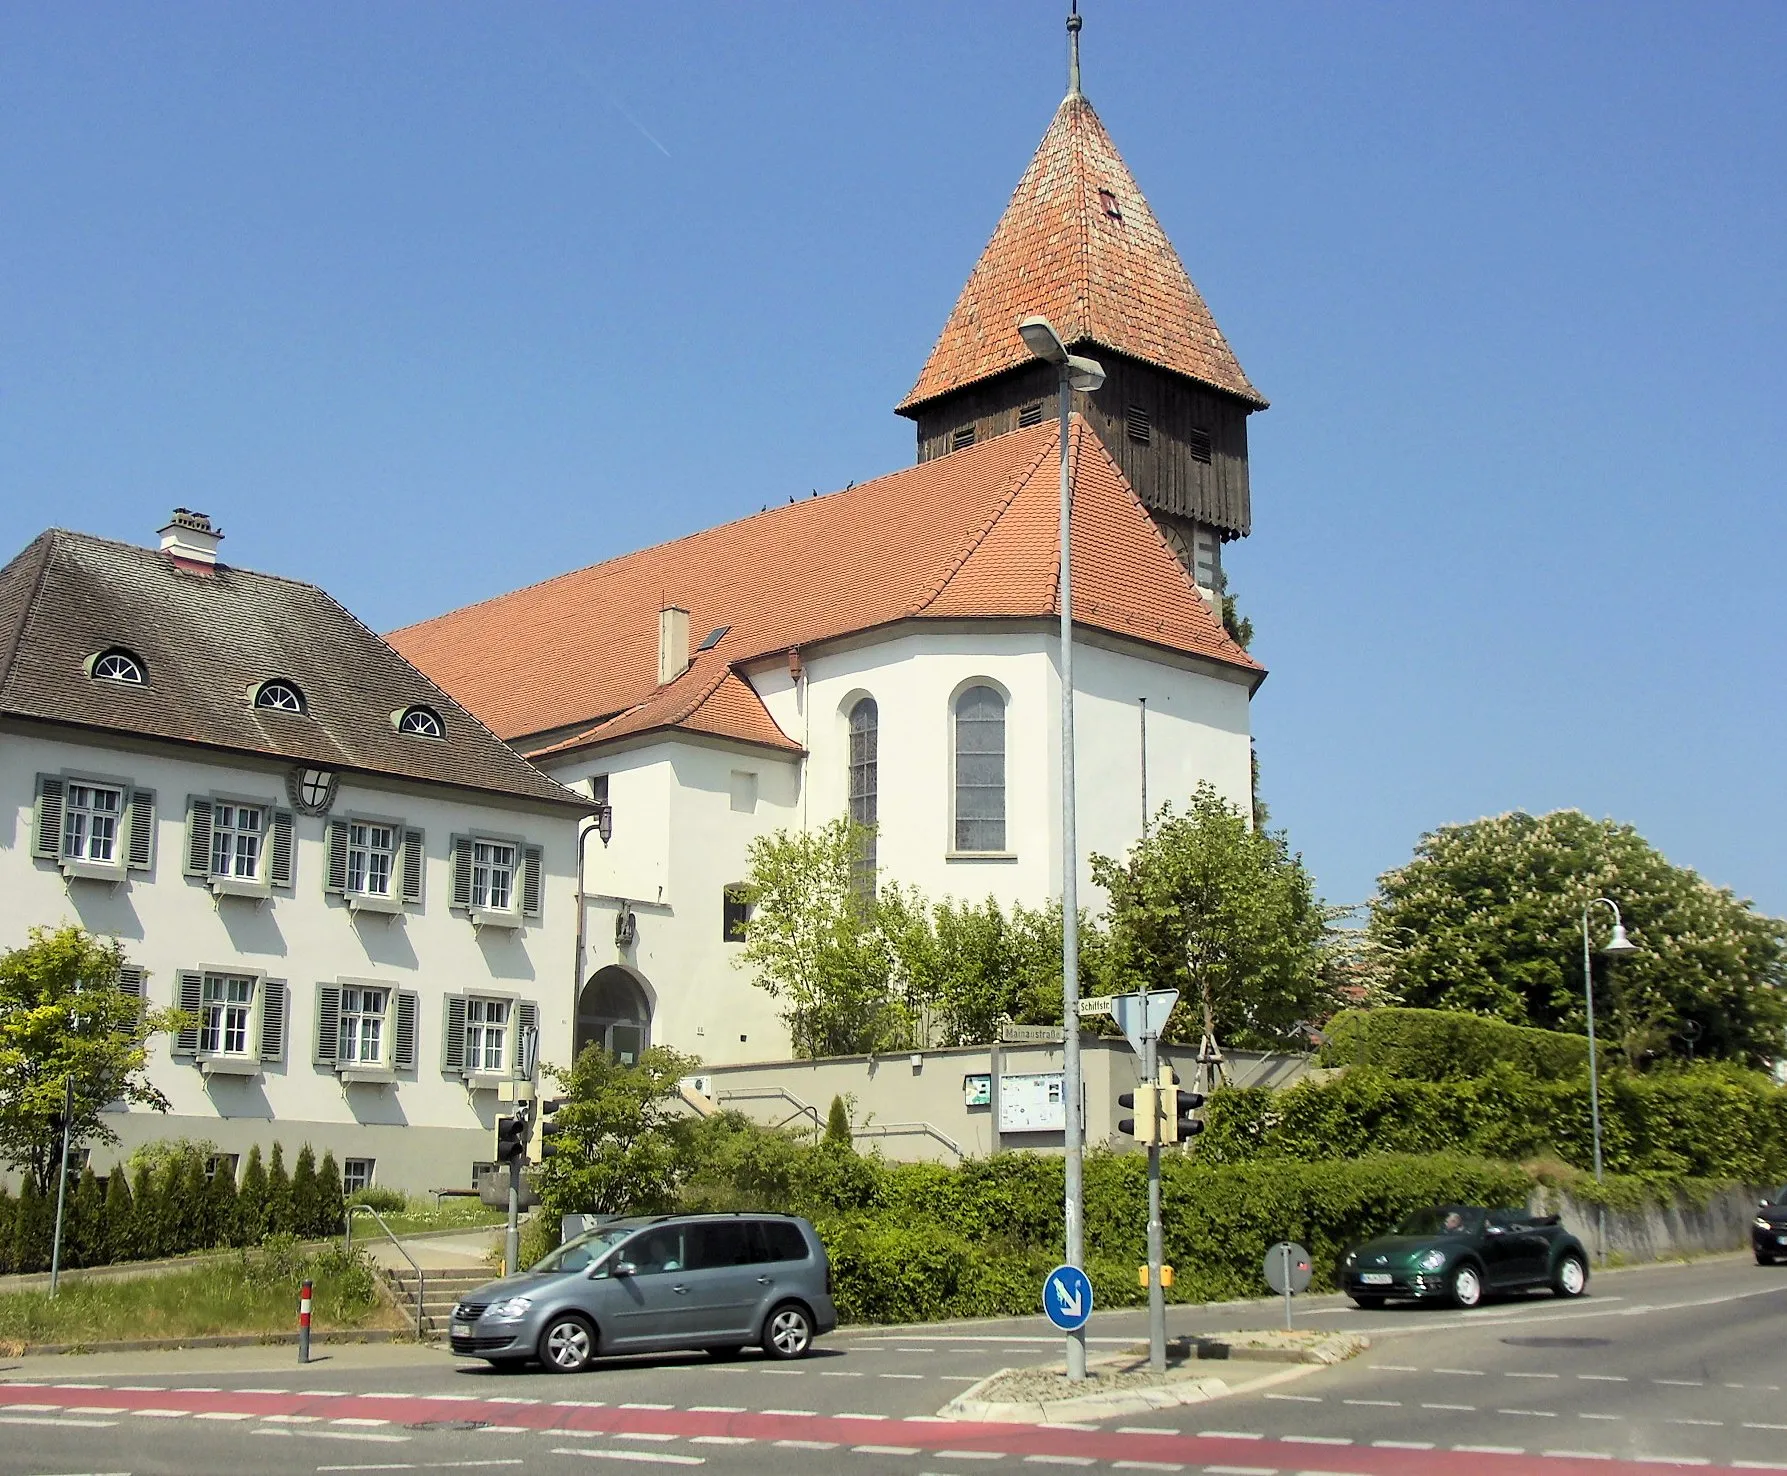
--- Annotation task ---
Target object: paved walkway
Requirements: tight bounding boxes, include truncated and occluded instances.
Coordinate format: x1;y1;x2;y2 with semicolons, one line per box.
354;1229;499;1272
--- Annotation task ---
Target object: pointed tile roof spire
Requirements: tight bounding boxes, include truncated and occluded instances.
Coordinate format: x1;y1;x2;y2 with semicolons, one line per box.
897;79;1265;415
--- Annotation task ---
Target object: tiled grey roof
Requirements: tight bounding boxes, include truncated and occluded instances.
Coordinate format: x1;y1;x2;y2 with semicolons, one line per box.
0;530;590;812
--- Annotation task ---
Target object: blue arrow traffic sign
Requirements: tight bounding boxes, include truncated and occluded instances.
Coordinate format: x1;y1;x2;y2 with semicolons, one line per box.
1043;1263;1094;1332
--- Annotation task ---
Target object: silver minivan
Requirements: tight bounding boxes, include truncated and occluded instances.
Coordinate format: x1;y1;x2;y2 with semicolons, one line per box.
449;1213;837;1373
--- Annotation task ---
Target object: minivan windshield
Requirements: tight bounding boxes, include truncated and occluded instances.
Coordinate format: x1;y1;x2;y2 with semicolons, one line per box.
530;1225;636;1274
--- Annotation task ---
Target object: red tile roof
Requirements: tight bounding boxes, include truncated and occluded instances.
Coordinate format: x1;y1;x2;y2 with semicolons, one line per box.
898;92;1265;414
388;418;1261;756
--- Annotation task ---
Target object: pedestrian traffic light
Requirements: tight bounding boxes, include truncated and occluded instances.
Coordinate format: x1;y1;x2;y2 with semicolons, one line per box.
495;1103;531;1164
531;1098;568;1163
1157;1065;1205;1145
1117;1081;1159;1144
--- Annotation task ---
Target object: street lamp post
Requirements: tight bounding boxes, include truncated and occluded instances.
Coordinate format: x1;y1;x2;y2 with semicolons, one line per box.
1581;897;1638;1264
1019;315;1104;1382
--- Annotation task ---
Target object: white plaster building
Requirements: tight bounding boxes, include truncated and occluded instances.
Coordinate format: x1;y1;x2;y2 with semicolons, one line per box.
0;513;591;1191
390;78;1271;1075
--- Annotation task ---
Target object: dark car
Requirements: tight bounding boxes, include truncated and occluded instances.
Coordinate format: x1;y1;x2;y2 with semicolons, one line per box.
449;1212;837;1373
1753;1188;1787;1264
1339;1204;1591;1309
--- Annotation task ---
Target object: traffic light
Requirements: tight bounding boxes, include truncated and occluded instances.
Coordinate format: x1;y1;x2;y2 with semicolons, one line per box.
531;1098;568;1164
1158;1065;1205;1145
495;1103;532;1164
1116;1081;1159;1144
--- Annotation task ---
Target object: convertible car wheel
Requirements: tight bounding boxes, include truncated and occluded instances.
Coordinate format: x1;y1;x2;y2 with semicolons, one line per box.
1449;1264;1483;1309
1552;1252;1588;1298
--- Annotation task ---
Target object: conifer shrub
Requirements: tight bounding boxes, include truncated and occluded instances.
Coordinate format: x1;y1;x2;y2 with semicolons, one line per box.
0;1187;14;1275
265;1143;291;1236
207;1157;239;1246
100;1169;134;1265
315;1151;346;1238
128;1165;159;1261
68;1166;104;1268
236;1146;269;1246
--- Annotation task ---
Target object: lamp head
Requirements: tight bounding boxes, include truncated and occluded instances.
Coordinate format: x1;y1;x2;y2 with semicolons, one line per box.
596;801;614;847
1601;923;1638;956
1018;315;1067;365
1065;353;1105;393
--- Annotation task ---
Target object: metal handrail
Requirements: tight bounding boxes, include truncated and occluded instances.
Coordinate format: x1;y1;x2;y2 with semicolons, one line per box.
345;1204;426;1335
851;1121;966;1159
716;1086;823;1137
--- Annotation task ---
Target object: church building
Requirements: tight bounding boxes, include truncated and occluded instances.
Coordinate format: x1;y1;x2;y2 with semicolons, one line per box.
389;22;1270;1071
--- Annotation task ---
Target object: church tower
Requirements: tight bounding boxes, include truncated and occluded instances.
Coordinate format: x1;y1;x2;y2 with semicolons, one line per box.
895;8;1265;607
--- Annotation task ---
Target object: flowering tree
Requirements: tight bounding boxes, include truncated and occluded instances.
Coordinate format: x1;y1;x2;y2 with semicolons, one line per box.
1370;810;1787;1068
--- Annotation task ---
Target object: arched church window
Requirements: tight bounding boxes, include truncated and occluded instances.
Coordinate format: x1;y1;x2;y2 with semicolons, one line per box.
953;685;1006;853
848;697;878;894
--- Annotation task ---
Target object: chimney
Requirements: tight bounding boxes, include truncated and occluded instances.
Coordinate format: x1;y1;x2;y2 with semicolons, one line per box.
657;605;690;685
159;508;223;574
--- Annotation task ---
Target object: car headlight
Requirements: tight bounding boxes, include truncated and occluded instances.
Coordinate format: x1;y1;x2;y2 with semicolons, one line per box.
1343;1251;1357;1267
1417;1249;1447;1271
1757;1217;1773;1230
489;1296;534;1320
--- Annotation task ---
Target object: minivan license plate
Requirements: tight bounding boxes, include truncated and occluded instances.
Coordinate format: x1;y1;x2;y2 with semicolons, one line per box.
1361;1272;1392;1285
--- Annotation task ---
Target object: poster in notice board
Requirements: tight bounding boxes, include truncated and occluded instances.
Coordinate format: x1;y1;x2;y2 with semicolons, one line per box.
998;1071;1066;1132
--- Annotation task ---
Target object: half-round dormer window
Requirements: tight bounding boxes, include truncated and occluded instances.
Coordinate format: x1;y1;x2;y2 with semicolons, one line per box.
89;648;147;685
397;705;445;739
254;679;306;714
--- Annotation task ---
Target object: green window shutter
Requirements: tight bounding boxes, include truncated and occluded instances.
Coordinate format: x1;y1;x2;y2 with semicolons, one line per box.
400;829;426;905
173;970;204;1056
521;844;544;920
184;797;213;877
32;775;65;860
269;809;296;888
516;1000;540;1073
126;789;156;871
441;995;467;1073
116;964;147;1023
324;821;349;895
449;835;473;909
394;991;419;1070
259;979;287;1063
314;985;341;1067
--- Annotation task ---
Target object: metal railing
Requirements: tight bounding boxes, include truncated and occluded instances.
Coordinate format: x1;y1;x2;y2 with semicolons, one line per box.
344;1203;426;1335
852;1121;965;1159
716;1086;823;1137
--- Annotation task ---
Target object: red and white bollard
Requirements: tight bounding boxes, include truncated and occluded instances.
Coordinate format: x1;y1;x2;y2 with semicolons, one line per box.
298;1277;313;1364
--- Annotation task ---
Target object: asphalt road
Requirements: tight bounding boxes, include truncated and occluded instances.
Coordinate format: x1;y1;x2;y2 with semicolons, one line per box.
0;1254;1782;1475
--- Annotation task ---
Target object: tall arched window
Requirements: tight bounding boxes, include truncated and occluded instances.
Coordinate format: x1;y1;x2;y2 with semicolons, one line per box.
848;697;878;894
953;685;1006;853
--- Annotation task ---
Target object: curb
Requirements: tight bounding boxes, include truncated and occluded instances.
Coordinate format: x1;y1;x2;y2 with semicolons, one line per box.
11;1328;413;1358
943;1360;1321;1424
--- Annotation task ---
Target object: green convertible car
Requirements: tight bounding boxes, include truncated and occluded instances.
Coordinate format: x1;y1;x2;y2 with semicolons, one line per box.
1339;1205;1591;1309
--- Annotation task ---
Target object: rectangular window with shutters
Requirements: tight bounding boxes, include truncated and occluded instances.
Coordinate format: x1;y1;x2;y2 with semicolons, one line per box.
34;774;154;879
211;804;262;880
317;983;416;1075
347;823;396;897
64;782;123;864
201;974;255;1055
338;986;388;1064
451;834;540;926
466;997;509;1073
191;796;292;895
472;841;515;911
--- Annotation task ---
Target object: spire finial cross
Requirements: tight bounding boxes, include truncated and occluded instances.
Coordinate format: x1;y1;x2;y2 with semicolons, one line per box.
1067;0;1083;97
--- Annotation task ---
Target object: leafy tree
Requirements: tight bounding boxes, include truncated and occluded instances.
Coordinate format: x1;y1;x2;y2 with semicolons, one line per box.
266;1142;291;1235
0;927;183;1193
236;1145;269;1245
823;1095;853;1149
534;1045;701;1219
101;1166;134;1263
1370;809;1787;1068
1092;784;1336;1049
735;817;918;1057
316;1151;346;1239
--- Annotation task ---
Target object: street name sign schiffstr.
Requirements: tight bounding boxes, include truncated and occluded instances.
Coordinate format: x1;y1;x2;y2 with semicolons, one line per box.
1043;1262;1094;1332
1078;990;1180;1058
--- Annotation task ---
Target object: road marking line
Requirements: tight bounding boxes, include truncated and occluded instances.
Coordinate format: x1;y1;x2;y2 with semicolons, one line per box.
1369;1365;1417;1372
175;1387;221;1393
837;1413;890;1421
614;1433;679;1443
0;1415;118;1428
761;1408;818;1416
687;1437;753;1446
1421;1403;1475;1412
333;1418;392;1427
317;1466;415;1472
195;1412;255;1421
1653;1380;1703;1387
1744;1423;1787;1431
304;1391;351;1398
1543;1453;1614;1462
83;1407;127;1415
1631;1459;1709;1467
1435;1367;1486;1376
239;1388;289;1395
1116;1426;1179;1435
53;1383;105;1389
851;1446;921;1456
1197;1431;1263;1440
1264;1394;1320;1402
1455;1447;1524;1456
1506;1371;1561;1378
1199;1467;1276;1476
264;1414;324;1423
1580;1375;1628;1382
1344;1400;1400;1407
1112;1463;1183;1472
485;1398;540;1405
1732;1463;1787;1471
552;1401;607;1408
1022;1459;1095;1468
1282;1435;1350;1445
1667;1418;1722;1426
939;1377;980;1383
1037;1423;1095;1431
878;1374;925;1380
360;1393;411;1399
821;1372;864;1378
1498;1408;1558;1417
256;1430;411;1444
552;1451;704;1467
132;1409;189;1418
6;1404;59;1411
620;1403;673;1411
1372;1442;1434;1450
934;1453;1003;1461
687;1406;744;1413
773;1440;839;1450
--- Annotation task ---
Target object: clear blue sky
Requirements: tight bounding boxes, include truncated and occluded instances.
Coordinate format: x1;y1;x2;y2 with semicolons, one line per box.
4;2;1782;918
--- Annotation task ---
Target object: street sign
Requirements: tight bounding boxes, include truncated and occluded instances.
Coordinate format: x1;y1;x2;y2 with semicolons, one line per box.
1042;1263;1094;1332
1000;1022;1065;1045
1111;989;1179;1059
1075;996;1116;1019
1264;1241;1313;1294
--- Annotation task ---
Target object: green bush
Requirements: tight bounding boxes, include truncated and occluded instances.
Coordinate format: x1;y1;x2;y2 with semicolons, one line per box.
346;1187;407;1216
1320;1007;1591;1081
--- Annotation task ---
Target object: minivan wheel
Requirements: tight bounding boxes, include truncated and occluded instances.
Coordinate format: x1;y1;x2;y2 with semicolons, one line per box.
762;1303;813;1360
539;1315;596;1373
1449;1264;1484;1309
1552;1253;1588;1298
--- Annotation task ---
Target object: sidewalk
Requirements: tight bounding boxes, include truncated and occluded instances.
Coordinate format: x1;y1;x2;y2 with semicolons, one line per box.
354;1229;499;1271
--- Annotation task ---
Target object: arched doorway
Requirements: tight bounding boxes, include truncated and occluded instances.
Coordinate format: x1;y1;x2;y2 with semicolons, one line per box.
576;966;652;1065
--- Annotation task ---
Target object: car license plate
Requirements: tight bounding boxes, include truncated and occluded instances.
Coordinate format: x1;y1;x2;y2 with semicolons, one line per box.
1361;1272;1393;1285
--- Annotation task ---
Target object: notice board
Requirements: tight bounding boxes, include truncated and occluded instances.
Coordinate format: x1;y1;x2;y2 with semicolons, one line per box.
998;1071;1066;1132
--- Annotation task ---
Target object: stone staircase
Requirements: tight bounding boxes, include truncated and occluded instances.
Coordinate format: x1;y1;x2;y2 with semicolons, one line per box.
382;1265;494;1339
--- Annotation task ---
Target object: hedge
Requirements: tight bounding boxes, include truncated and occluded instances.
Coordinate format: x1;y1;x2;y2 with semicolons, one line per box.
1319;1007;1592;1081
0;1141;346;1275
1199;1062;1787;1183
